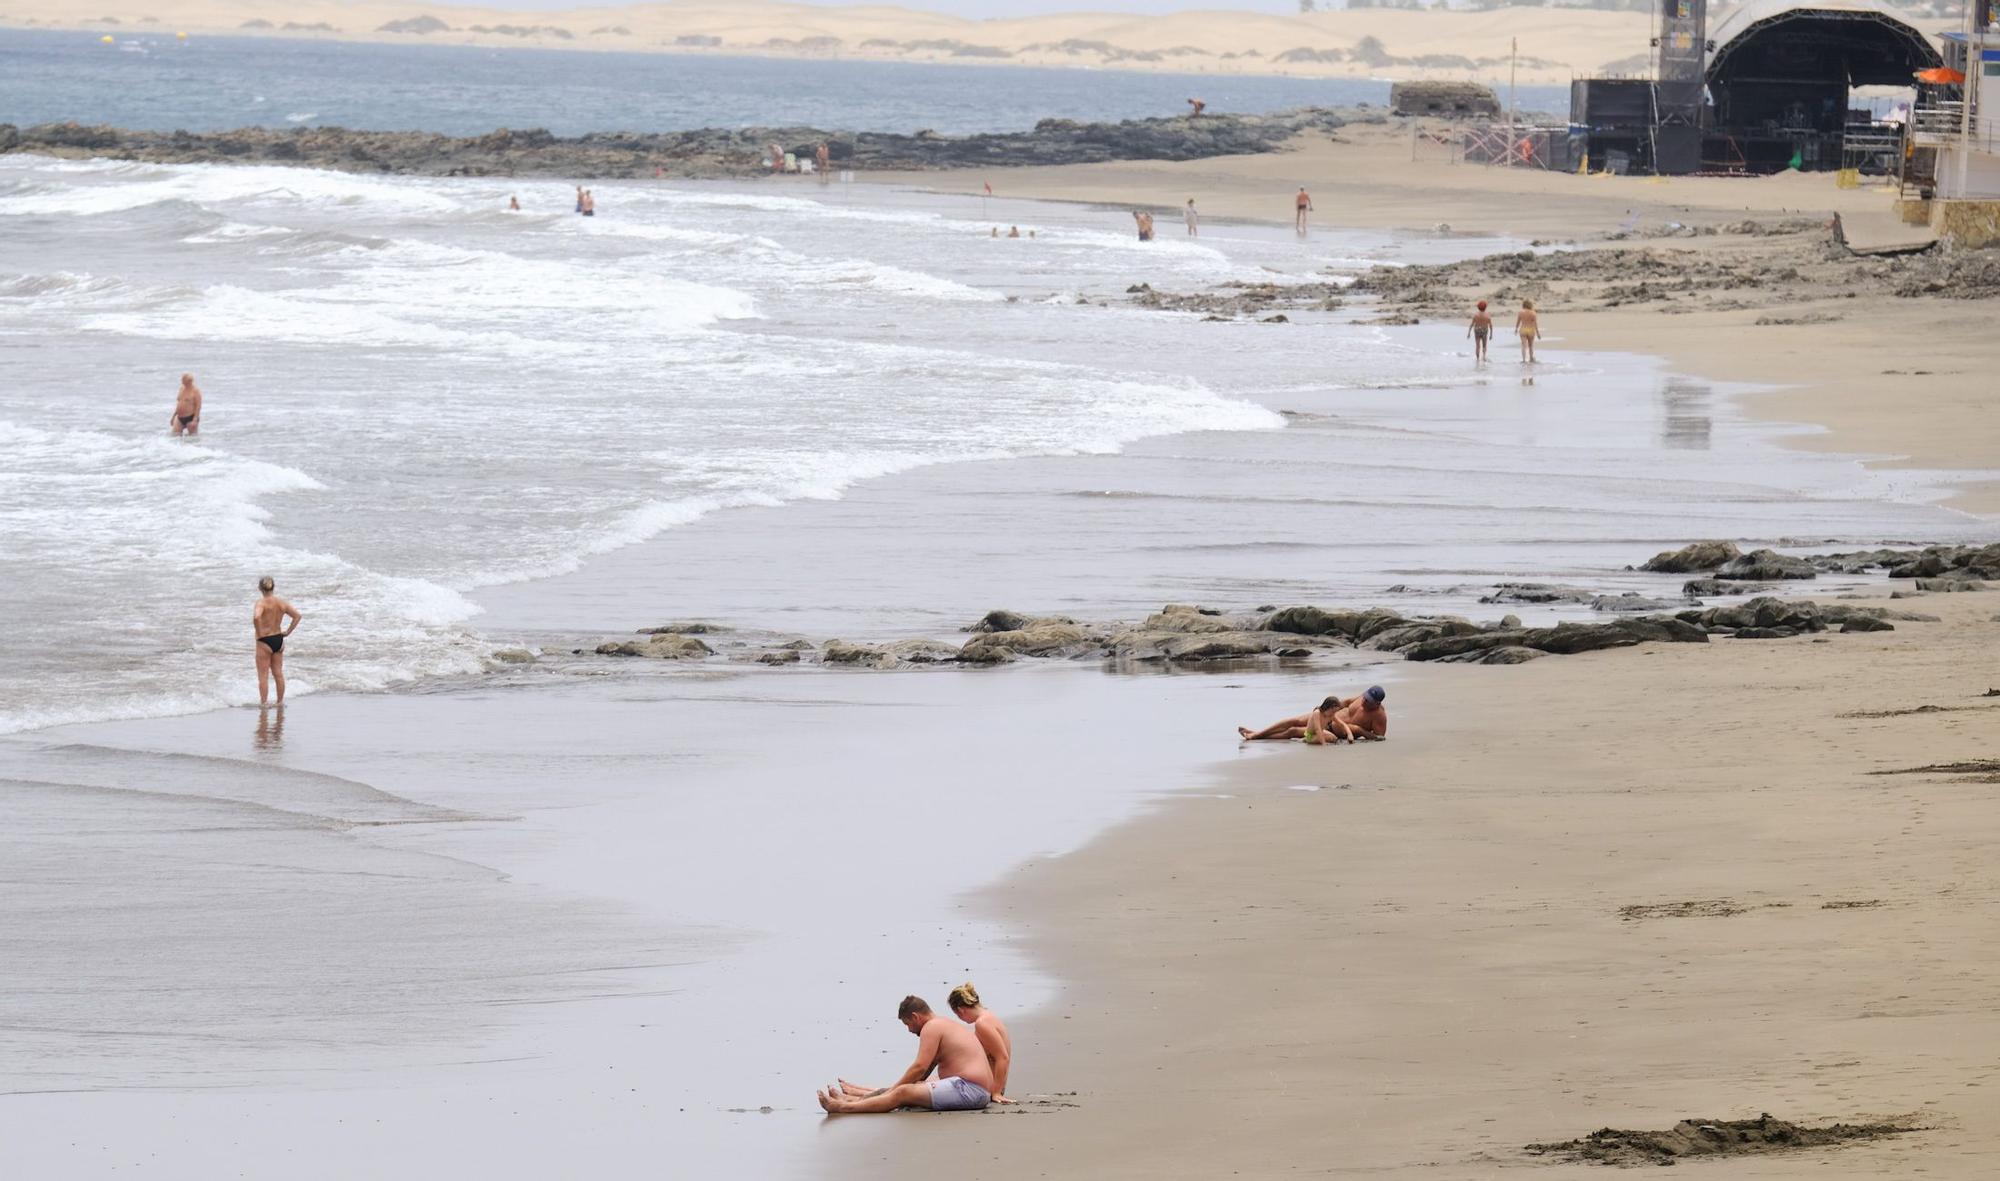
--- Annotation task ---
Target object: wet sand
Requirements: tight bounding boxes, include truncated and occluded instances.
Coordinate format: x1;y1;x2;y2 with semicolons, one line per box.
839;591;2000;1178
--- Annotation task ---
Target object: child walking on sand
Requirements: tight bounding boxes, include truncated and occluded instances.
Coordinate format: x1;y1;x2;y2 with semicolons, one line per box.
1515;298;1540;363
1467;300;1492;362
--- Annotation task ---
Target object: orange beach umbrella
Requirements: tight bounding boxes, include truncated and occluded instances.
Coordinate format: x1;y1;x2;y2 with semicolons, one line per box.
1915;67;1964;84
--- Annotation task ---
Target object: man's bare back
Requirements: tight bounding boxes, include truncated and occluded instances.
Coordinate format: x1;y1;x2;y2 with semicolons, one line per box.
252;594;294;640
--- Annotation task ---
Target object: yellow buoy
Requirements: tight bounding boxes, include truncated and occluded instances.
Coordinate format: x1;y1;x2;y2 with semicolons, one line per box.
100;34;115;43
176;31;188;40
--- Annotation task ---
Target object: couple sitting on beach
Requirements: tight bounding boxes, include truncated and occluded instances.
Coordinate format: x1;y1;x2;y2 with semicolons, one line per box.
818;984;1013;1114
1238;685;1388;744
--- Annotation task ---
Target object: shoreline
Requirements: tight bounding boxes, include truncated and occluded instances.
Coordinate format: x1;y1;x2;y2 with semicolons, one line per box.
866;129;2000;518
11;133;2000;1177
849;587;2000;1178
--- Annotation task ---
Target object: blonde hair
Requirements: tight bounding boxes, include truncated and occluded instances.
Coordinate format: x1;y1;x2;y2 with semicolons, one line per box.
947;981;982;1011
1521;298;1535;309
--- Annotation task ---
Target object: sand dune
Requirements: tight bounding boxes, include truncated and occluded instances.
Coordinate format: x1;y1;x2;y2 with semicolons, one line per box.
8;1;1650;87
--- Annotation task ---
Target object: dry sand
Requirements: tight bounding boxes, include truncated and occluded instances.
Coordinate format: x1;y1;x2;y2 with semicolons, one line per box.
847;591;2000;1178
874;122;2000;515
8;0;1645;86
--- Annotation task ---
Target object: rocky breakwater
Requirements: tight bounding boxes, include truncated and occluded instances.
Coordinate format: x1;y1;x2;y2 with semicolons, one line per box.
0;108;1350;180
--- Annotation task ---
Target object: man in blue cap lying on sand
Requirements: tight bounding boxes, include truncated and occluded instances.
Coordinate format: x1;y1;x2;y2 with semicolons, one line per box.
1238;686;1388;744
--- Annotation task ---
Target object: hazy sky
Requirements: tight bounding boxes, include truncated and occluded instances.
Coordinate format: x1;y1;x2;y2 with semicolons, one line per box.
462;1;1302;13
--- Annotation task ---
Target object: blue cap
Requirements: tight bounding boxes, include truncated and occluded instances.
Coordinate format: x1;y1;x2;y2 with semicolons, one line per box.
1365;685;1386;703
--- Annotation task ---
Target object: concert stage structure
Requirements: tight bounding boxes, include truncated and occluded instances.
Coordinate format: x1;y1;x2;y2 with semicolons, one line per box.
1569;0;1941;175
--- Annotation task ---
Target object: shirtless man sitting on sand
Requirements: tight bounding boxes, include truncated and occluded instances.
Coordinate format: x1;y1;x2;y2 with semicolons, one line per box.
252;576;302;707
1238;685;1388;744
820;995;997;1114
170;373;202;437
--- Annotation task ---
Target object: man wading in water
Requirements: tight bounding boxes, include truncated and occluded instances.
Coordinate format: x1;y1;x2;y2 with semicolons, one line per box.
170;373;202;437
252;576;302;707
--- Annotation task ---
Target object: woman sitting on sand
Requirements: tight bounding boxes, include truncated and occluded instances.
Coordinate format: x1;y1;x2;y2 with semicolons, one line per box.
949;982;1015;1104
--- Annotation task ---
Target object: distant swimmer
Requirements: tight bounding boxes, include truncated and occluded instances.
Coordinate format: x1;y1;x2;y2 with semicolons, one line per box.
170;373;202;437
1007;225;1021;238
1184;198;1199;237
581;189;596;217
508;195;520;211
1515;298;1540;363
1468;299;1492;362
1132;210;1155;242
949;982;1015;1104
820;996;996;1114
251;575;302;707
1294;186;1314;234
575;185;584;213
990;226;1000;238
1187;97;1206;118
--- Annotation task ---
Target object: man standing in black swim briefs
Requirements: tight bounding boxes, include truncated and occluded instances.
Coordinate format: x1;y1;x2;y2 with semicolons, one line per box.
170;373;202;437
252;576;302;707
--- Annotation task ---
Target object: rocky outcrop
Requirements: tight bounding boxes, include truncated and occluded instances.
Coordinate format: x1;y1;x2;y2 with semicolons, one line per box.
0;108;1350;180
578;588;1936;672
1640;540;1742;573
595;633;713;659
1714;549;1817;581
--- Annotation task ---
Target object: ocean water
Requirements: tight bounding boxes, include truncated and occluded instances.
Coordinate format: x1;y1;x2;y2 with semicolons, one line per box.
0;29;1575;136
3;153;1994;735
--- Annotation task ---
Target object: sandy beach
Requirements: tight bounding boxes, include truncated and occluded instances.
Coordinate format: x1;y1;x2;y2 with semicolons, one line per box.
840;589;2000;1178
7;0;1645;87
873;120;2000;514
7;58;2000;1179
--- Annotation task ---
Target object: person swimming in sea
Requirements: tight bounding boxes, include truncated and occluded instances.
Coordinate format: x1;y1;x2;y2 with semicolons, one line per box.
252;576;302;707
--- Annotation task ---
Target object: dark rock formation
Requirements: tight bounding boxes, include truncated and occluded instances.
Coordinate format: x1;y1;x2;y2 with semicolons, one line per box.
1640;540;1742;573
595;633;712;659
1714;548;1817;581
0;108;1350;180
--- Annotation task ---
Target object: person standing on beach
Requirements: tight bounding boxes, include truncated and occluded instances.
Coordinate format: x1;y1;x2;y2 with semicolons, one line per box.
819;996;996;1114
169;373;202;437
252;576;301;707
1184;198;1199;237
814;141;831;184
1294;186;1313;234
1468;299;1493;362
1515;298;1540;363
948;983;1015;1104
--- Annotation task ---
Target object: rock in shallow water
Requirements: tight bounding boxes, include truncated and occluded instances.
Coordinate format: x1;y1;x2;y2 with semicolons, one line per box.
1640;540;1743;573
1713;548;1817;581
